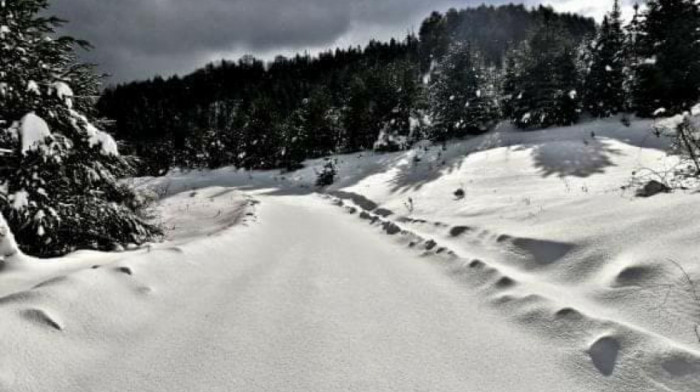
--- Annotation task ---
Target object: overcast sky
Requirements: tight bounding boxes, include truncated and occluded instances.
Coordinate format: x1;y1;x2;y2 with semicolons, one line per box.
48;0;626;84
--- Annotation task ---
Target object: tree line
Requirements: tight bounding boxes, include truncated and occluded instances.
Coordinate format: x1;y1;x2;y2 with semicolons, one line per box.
3;0;700;257
98;4;597;175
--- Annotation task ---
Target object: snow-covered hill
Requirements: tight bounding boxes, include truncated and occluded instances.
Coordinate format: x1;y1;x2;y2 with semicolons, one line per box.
1;116;699;391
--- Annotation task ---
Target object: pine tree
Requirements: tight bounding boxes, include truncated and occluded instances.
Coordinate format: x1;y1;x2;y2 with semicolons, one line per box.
238;97;284;170
299;87;341;158
0;0;160;256
634;0;700;116
583;0;626;117
502;21;581;129
428;41;499;141
374;60;426;151
623;3;644;114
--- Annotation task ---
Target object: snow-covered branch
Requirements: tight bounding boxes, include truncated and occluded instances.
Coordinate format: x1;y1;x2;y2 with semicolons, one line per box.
0;212;22;262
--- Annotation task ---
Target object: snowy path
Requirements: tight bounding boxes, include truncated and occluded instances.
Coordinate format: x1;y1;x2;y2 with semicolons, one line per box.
0;193;612;392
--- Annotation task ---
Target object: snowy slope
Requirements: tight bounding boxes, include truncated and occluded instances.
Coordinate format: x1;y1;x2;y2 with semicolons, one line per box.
1;116;699;391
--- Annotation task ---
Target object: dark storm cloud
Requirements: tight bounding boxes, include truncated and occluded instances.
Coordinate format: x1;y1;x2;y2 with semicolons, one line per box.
47;0;599;82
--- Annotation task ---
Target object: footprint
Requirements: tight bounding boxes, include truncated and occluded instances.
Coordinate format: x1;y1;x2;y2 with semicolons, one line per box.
469;259;485;269
588;336;620;376
382;222;401;235
136;286;154;295
116;266;133;276
0;291;39;306
449;226;471;237
32;276;70;289
424;240;437;250
20;308;63;331
374;208;393;217
162;246;185;254
555;307;583;319
494;276;516;289
662;355;700;377
614;265;658;287
510;237;574;265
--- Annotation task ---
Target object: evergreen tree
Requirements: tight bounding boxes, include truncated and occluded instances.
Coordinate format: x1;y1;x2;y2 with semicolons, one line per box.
374;60;426;151
0;0;160;256
301;87;342;158
342;74;376;152
634;0;700;116
280;89;341;171
623;3;644;114
428;41;499;141
583;0;625;117
502;21;581;129
238;97;284;170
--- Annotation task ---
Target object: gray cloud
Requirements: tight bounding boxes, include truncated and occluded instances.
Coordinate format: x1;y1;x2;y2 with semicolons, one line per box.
47;1;608;83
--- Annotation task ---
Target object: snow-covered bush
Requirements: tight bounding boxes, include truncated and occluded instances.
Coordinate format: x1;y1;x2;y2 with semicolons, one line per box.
0;0;160;256
373;128;409;152
655;110;700;176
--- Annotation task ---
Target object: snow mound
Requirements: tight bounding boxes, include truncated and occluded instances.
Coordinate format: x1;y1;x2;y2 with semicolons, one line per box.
18;112;52;154
2;115;700;391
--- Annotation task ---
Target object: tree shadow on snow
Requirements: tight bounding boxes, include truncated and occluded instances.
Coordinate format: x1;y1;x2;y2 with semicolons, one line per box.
388;158;464;193
519;138;622;178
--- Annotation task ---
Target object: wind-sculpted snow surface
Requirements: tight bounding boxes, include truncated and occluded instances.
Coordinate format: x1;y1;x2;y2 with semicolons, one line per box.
324;192;700;390
1;116;700;390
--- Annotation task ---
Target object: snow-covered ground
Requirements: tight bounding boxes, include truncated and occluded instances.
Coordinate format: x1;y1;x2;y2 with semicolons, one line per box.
1;116;699;391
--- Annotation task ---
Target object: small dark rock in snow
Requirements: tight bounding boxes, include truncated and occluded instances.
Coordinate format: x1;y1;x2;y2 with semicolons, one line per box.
636;180;671;198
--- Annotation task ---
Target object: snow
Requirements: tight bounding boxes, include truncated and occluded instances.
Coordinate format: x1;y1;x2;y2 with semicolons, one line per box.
1;115;700;391
10;189;29;210
18;112;52;154
653;107;667;117
51;82;74;108
26;80;40;95
373;129;408;151
69;110;119;156
0;213;20;259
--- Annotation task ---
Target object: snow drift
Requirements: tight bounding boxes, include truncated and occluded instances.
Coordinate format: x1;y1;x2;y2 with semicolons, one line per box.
0;115;699;391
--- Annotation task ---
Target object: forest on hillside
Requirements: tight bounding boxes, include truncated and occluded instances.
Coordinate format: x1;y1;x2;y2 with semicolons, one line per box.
98;4;598;175
4;0;700;256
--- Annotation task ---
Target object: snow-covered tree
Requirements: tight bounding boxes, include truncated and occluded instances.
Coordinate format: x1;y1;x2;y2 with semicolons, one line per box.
0;0;160;257
633;0;700;116
583;0;625;117
502;20;581;129
282;87;342;169
428;41;499;141
374;60;426;151
622;3;644;114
